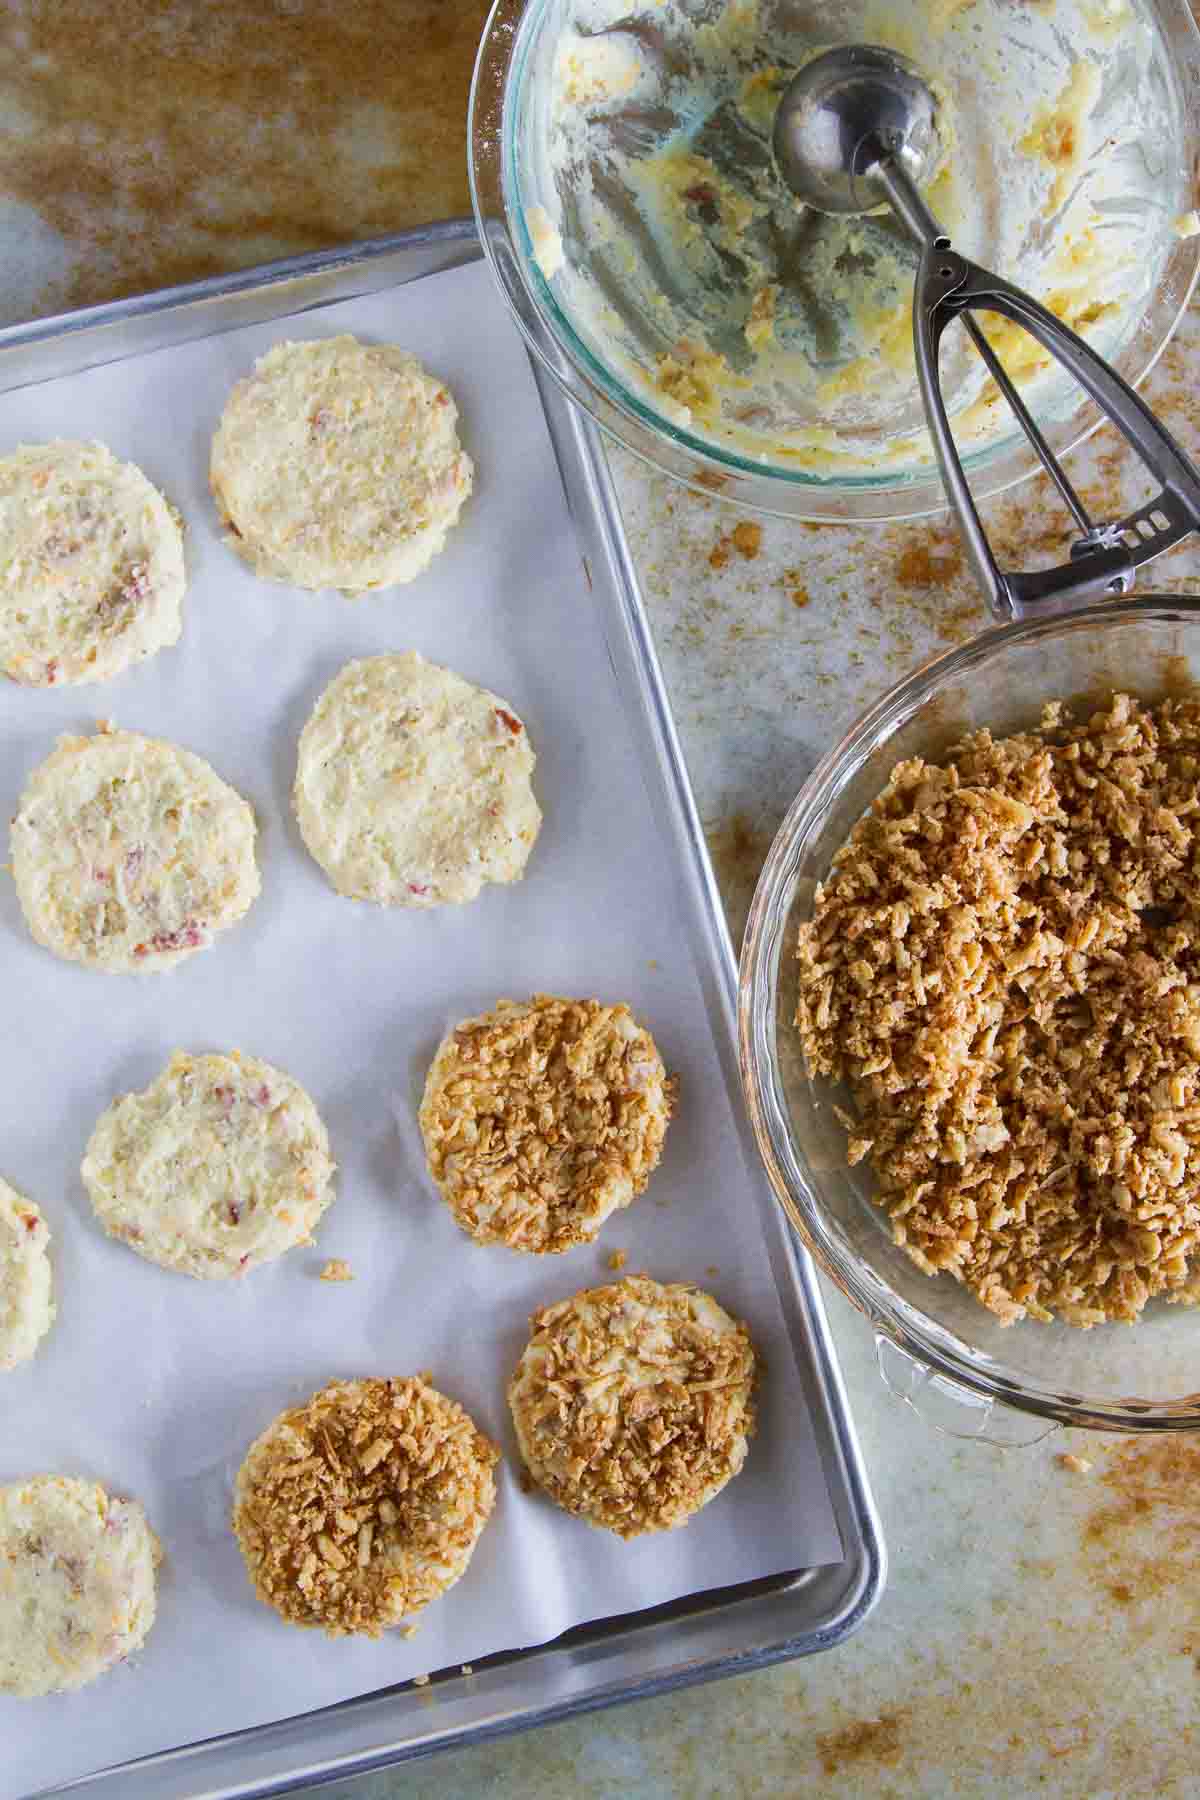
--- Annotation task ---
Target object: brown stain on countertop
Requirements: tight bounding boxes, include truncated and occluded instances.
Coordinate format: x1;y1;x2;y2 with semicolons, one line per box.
704;811;773;949
675;1582;1179;1797
1080;1437;1200;1620
816;1709;908;1777
879;520;984;648
893;535;963;591
0;1;491;314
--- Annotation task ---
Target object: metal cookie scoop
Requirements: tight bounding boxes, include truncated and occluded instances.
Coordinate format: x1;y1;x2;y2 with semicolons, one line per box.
773;44;1200;620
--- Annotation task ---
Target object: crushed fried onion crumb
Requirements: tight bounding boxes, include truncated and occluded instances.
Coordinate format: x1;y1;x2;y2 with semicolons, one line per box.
1058;1452;1093;1474
233;1376;497;1637
420;996;676;1254
509;1275;760;1537
319;1258;354;1283
797;693;1200;1328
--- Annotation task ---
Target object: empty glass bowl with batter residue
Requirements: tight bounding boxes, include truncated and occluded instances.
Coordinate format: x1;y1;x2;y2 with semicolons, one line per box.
471;0;1200;520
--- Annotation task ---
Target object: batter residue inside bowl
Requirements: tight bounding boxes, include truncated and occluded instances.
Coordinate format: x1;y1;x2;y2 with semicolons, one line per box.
519;0;1183;476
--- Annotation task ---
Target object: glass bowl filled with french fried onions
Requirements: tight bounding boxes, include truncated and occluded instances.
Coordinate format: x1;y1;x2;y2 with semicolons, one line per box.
740;599;1200;1434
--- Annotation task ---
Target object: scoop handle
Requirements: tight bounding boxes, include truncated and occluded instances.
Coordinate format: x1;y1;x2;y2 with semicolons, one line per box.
911;242;1200;621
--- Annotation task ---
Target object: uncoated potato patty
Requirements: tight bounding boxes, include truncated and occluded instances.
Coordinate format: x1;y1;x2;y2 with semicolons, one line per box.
0;1178;54;1372
0;439;184;688
11;726;259;974
0;1475;160;1697
82;1050;335;1279
210;335;472;595
293;653;540;907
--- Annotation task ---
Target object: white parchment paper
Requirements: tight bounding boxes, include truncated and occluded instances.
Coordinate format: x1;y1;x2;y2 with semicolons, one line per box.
0;259;842;1798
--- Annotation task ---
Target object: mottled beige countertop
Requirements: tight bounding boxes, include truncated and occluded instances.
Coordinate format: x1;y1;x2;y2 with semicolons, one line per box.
0;1;489;319
5;5;1200;1796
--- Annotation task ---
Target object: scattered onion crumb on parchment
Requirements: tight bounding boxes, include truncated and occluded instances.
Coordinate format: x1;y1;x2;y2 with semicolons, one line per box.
319;1258;354;1283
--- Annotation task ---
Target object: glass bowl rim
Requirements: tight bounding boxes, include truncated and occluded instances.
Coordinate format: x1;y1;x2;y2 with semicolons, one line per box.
738;595;1200;1431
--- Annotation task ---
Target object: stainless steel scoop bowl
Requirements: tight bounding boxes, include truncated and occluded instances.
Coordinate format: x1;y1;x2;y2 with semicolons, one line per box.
774;43;1200;618
772;44;941;230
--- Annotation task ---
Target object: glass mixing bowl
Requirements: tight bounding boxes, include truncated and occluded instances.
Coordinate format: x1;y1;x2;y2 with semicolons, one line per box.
470;0;1200;522
739;600;1200;1434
